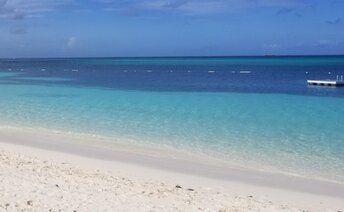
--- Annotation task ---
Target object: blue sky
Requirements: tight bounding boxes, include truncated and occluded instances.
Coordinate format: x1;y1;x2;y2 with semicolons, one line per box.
0;0;343;57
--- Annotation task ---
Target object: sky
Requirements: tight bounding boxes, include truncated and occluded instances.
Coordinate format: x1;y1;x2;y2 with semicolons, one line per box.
0;0;344;58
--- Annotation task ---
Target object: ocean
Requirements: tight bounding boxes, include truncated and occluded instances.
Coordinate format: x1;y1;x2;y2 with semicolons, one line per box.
0;56;343;182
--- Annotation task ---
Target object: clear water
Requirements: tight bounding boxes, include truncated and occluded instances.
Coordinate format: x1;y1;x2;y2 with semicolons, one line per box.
0;56;344;182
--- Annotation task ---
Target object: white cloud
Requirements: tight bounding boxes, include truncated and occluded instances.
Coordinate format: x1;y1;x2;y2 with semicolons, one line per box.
0;0;74;20
102;0;306;16
142;0;227;15
67;36;77;48
263;43;282;49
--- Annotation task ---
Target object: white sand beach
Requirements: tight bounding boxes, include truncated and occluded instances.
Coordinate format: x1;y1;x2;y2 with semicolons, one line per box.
0;127;343;212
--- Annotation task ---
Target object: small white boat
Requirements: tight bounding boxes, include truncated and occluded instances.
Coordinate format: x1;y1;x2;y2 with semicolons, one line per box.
307;75;344;87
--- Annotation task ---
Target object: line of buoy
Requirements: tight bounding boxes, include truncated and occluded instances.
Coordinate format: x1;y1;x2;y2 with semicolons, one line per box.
3;69;271;75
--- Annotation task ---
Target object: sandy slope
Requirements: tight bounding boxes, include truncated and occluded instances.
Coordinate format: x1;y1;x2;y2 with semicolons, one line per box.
0;148;300;212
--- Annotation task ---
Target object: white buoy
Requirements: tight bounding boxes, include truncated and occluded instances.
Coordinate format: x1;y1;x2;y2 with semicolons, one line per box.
305;72;308;74
328;72;331;75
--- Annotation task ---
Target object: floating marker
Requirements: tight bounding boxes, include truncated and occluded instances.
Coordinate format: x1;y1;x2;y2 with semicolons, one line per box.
208;70;215;73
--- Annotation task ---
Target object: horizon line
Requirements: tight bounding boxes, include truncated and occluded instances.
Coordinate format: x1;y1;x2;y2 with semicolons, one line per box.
1;54;344;60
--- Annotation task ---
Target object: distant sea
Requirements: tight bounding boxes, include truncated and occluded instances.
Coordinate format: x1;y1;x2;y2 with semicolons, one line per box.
1;56;344;182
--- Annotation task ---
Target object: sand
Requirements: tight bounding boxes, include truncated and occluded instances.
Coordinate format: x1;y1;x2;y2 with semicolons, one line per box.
0;127;343;212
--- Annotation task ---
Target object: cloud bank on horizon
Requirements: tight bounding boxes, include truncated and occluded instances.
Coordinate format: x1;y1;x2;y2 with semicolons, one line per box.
0;0;343;57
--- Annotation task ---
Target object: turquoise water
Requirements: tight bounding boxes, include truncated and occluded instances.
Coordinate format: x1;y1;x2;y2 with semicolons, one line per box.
1;57;344;182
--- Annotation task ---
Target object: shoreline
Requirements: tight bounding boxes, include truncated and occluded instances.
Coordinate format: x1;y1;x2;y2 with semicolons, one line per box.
0;127;344;211
1;124;343;184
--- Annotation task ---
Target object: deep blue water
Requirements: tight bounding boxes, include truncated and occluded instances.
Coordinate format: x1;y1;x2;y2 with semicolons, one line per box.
1;56;344;96
0;56;344;182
